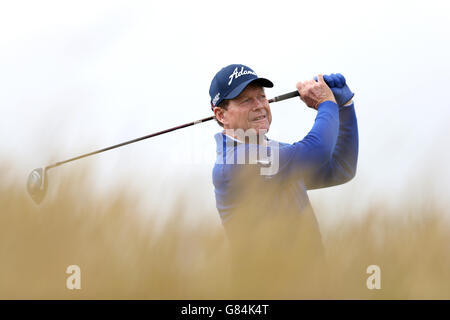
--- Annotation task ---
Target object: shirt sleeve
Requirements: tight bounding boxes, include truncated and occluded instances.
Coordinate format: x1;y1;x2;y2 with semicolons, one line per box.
303;102;359;189
273;100;341;181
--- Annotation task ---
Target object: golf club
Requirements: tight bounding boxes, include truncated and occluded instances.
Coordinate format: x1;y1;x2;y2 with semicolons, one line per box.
27;90;301;204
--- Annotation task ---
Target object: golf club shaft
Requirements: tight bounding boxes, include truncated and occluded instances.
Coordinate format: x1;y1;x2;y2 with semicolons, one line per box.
268;90;300;103
46;115;214;170
45;90;300;170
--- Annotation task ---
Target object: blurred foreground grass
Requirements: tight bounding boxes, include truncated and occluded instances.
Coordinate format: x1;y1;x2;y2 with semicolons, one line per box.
0;165;449;299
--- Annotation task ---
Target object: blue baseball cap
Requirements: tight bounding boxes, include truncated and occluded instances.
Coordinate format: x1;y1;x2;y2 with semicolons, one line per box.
209;64;274;111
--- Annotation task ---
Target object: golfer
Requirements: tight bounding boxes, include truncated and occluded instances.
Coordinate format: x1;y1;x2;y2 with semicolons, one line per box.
209;64;358;258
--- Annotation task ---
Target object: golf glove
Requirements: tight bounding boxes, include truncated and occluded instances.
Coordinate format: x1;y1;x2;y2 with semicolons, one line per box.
315;73;354;106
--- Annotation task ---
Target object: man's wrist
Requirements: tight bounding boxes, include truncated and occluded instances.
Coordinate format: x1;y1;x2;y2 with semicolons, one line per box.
317;99;338;109
343;99;353;107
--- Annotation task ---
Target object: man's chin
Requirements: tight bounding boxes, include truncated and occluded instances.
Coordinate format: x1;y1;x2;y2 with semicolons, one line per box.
253;124;270;134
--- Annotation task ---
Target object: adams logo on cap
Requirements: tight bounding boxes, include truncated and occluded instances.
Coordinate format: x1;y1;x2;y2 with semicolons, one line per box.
228;67;257;86
209;64;274;111
212;93;220;106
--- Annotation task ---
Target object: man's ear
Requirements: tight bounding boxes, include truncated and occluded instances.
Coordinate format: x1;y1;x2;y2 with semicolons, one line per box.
214;107;226;125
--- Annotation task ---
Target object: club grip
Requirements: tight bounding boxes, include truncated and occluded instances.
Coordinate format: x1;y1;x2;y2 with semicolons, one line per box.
268;90;300;103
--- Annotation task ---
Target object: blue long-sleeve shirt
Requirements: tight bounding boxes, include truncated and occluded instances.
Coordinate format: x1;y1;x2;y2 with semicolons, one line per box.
212;100;358;235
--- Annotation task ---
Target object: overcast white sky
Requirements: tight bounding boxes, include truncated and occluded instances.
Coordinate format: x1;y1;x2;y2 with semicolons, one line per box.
1;0;449;225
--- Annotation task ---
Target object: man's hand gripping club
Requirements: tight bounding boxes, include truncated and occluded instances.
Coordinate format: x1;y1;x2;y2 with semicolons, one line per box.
296;74;336;110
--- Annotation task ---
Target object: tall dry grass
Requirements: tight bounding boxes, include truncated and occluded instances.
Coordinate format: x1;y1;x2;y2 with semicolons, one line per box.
0;164;449;299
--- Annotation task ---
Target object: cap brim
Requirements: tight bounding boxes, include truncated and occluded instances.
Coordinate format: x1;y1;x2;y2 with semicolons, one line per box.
224;78;274;100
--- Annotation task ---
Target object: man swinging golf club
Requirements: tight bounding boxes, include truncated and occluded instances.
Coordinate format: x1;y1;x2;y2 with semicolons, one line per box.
209;64;359;261
26;68;317;205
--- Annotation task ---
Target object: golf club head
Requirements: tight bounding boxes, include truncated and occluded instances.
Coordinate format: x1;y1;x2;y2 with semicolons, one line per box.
27;167;48;204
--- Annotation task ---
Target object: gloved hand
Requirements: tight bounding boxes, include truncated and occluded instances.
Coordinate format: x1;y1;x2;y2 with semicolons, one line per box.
296;74;337;110
314;73;354;106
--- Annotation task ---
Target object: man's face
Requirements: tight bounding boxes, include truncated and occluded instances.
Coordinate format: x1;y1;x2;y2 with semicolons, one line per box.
219;84;272;133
